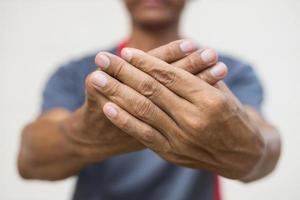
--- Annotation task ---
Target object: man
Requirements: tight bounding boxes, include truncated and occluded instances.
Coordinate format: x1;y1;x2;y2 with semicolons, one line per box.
18;0;281;200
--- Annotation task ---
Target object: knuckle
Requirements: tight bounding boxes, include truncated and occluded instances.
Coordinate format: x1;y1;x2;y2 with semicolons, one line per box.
214;93;228;109
159;142;171;153
206;92;228;112
134;98;155;119
185;54;201;73
141;128;171;153
112;60;126;78
165;44;178;60
152;68;176;87
105;81;120;97
184;115;204;132
134;56;147;68
118;114;132;132
198;71;214;85
197;72;205;81
138;79;162;98
141;128;155;144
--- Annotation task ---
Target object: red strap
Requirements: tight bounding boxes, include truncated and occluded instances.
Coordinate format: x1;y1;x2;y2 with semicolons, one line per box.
214;175;222;200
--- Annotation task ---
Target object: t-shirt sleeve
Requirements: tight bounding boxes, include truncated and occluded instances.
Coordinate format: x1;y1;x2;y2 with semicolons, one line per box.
220;55;264;112
224;62;264;112
41;64;82;112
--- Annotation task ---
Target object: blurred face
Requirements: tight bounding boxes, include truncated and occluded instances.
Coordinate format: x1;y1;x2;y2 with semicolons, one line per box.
124;0;187;28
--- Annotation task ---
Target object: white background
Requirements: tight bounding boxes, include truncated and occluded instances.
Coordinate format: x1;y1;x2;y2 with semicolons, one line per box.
1;0;299;199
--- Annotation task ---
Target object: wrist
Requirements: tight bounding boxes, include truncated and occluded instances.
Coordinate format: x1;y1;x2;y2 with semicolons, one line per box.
239;107;268;181
241;132;267;182
59;106;103;165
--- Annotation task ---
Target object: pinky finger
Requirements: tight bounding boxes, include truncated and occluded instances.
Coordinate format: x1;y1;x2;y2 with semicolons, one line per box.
196;62;228;85
103;102;171;153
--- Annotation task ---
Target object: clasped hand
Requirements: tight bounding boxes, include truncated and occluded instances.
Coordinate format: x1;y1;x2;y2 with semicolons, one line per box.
82;40;265;179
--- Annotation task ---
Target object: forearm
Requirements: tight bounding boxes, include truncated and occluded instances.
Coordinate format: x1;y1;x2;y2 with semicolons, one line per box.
18;109;91;180
241;107;281;182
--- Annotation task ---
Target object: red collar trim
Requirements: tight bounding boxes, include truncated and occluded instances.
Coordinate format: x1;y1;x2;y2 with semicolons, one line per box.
116;40;129;56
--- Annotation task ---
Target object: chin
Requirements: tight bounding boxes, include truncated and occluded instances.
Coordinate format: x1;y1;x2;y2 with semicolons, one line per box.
133;10;176;28
125;0;185;29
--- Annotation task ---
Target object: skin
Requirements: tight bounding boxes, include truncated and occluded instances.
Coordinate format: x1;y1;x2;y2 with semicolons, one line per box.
18;40;224;180
95;48;280;180
18;0;280;182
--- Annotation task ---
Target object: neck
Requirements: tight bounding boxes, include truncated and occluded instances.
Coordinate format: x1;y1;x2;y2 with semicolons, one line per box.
127;22;181;51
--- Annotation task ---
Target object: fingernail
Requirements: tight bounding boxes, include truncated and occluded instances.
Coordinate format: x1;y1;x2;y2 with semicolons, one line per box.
210;62;227;78
104;104;118;118
121;48;133;61
201;49;217;64
92;71;107;87
96;54;110;69
180;40;197;53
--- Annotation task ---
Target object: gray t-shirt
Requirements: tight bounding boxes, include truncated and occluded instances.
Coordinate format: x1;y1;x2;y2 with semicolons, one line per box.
42;45;264;200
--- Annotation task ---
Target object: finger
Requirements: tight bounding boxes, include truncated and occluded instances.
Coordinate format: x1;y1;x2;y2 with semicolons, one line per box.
95;52;193;124
120;48;211;103
85;71;111;109
148;39;197;63
86;73;131;133
103;102;171;153
195;62;228;85
90;70;180;140
172;48;218;74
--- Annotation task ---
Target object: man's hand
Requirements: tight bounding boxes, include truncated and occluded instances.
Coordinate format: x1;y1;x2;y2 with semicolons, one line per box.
18;40;228;180
64;40;226;163
94;47;265;179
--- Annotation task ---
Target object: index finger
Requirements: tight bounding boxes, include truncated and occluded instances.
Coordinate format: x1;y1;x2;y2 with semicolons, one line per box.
148;40;197;63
